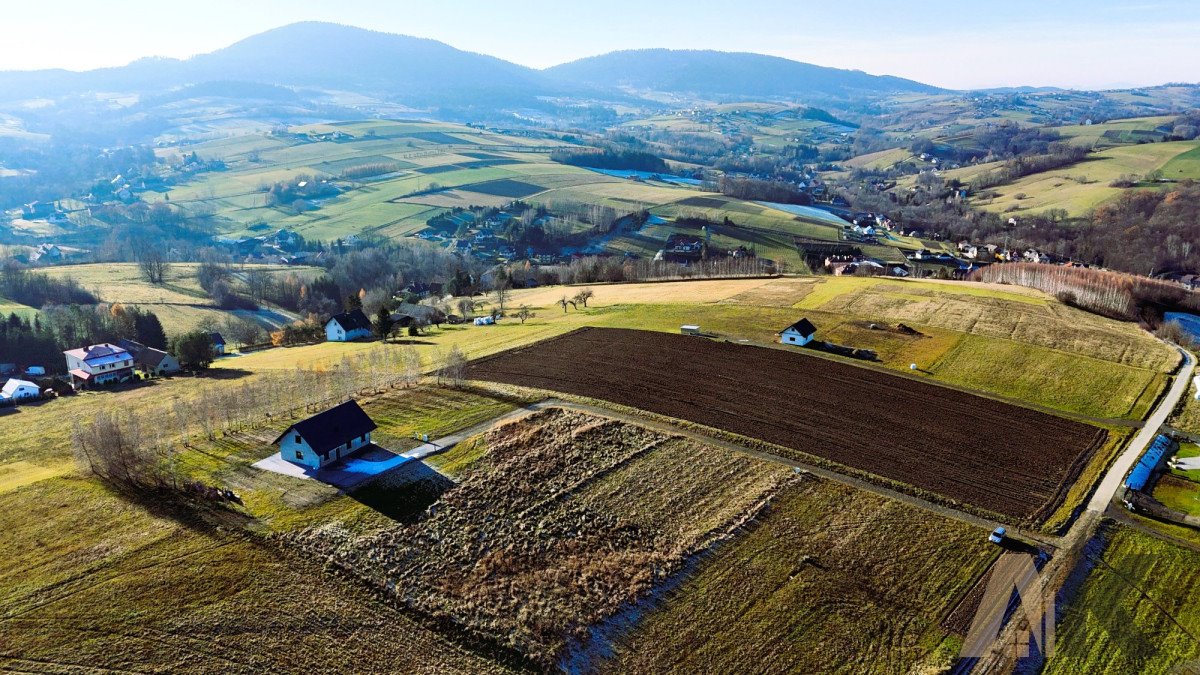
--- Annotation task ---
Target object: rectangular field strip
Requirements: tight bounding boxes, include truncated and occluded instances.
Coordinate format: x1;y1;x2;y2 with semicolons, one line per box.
464;327;1108;521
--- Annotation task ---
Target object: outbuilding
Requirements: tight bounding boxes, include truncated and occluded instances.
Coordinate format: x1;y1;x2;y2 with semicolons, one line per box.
273;400;378;470
681;325;701;336
325;309;372;342
1;379;41;402
209;332;227;355
779;318;817;346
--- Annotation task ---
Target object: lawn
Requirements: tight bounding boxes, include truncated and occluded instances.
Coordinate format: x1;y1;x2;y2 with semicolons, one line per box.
1046;523;1200;674
1169;442;1200;482
603;477;994;673
1153;474;1200;517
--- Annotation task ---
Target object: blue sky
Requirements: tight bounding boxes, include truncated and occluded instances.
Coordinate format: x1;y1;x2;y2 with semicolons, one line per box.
2;0;1197;89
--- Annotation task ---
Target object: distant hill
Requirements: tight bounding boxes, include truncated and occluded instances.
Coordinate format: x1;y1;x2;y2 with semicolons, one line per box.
0;22;567;108
0;24;944;109
544;49;943;100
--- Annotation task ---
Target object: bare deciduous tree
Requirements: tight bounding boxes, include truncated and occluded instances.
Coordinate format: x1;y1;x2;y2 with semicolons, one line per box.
137;247;169;284
439;345;467;388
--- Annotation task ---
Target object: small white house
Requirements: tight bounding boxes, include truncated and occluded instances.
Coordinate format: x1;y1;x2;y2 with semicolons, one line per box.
325;309;372;342
780;318;817;346
1;379;41;402
473;316;496;326
681;325;701;336
273;400;378;470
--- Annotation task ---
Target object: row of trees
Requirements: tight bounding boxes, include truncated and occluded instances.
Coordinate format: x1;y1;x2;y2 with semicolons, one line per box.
0;265;97;307
550;147;669;173
972;263;1196;322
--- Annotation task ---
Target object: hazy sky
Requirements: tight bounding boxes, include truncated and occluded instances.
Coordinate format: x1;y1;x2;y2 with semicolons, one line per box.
2;0;1198;89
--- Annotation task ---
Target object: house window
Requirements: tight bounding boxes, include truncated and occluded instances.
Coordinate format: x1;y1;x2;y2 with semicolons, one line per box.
295;450;303;460
294;434;301;444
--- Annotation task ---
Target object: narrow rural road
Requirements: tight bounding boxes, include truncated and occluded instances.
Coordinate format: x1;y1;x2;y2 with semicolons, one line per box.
1086;347;1195;513
967;343;1195;674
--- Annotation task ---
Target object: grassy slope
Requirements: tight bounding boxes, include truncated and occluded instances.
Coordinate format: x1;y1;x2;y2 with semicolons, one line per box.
606;477;993;673
1046;523;1200;674
973;140;1200;215
0;477;511;674
0;296;38;320
37;262;320;335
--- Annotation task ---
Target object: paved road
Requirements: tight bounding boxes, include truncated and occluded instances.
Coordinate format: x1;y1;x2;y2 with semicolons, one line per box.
967;344;1195;673
1086;347;1196;513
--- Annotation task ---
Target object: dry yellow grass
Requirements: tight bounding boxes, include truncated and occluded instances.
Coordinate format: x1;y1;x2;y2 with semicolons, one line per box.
510;277;781;307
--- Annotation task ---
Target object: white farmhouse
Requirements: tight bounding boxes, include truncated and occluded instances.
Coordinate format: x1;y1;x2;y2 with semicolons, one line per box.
779;318;817;346
273;400;377;470
325;309;372;342
1;379;41;402
63;343;134;390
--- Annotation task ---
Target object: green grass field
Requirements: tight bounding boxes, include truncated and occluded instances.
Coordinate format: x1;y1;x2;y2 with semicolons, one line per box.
1046;523;1200;674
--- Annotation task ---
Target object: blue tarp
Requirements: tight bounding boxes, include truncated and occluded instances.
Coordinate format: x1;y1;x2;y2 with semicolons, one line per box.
1125;434;1174;491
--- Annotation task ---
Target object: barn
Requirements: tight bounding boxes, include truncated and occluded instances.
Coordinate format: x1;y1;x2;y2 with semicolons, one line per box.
1124;434;1176;492
780;318;817;346
273;400;377;470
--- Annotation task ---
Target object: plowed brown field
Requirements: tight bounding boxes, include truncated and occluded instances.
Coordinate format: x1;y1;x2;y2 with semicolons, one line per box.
465;327;1108;521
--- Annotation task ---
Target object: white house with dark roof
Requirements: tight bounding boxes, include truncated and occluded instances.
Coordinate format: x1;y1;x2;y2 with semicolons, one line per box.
325;309;372;342
63;343;134;389
780;318;817;346
273;400;377;470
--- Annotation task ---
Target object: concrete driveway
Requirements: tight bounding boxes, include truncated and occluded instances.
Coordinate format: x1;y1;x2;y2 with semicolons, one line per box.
254;444;417;491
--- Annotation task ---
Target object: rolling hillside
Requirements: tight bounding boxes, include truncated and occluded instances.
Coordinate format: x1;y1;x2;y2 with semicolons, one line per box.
141;119;944;269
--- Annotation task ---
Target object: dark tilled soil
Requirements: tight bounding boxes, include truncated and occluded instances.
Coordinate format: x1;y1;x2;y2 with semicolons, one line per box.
465;327;1108;521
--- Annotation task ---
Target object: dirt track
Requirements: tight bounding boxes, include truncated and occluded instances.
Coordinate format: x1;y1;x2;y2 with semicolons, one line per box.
465;328;1108;521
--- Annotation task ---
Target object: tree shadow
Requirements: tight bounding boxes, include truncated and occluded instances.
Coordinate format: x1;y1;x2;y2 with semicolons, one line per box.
384;339;437;346
195;368;254;381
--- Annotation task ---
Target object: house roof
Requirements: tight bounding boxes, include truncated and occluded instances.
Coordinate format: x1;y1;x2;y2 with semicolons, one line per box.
273;400;377;454
135;347;173;369
1;379;37;395
117;338;146;357
64;343;131;366
326;309;371;332
209;332;226;346
782;318;817;337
